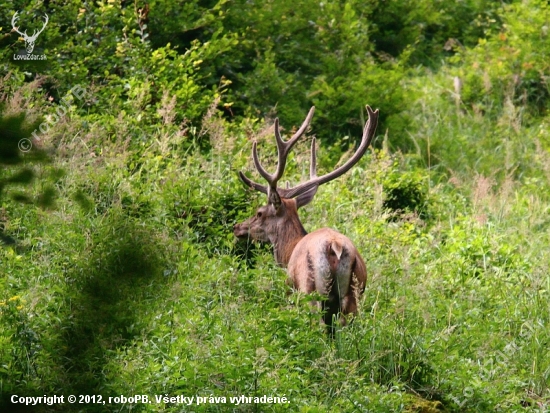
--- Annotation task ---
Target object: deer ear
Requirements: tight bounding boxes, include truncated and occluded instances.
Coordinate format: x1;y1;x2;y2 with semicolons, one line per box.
294;185;318;209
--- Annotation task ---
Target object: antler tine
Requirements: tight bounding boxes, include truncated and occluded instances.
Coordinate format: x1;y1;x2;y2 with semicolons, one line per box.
242;106;316;194
283;105;379;199
310;138;317;178
238;171;268;194
29;13;48;40
251;140;273;184
11;11;26;37
250;117;289;186
287;106;316;149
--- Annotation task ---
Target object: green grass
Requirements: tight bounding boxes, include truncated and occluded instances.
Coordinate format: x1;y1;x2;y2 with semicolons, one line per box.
2;70;550;413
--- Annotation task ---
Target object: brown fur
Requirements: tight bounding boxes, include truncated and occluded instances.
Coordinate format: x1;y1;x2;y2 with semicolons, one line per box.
234;198;366;332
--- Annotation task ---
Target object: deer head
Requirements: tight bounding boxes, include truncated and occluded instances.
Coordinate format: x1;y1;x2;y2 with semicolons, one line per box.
12;12;49;54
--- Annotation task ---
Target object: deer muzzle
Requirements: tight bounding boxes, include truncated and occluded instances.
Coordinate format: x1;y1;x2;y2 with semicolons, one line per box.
233;222;250;239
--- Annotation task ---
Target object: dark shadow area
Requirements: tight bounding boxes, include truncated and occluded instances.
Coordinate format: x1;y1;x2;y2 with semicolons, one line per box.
0;104;52;248
0;105;48;168
233;238;268;269
0;107;51;411
0;212;172;412
59;214;168;394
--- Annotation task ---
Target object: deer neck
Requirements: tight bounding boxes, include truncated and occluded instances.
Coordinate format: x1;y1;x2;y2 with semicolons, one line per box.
270;200;307;267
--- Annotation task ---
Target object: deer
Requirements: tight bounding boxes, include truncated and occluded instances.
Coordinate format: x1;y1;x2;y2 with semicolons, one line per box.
11;11;49;54
234;105;379;335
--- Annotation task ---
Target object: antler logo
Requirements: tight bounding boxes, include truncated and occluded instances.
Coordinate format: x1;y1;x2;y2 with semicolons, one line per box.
11;11;49;54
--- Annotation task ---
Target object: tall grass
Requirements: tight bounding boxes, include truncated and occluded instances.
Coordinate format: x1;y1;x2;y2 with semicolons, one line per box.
2;72;550;413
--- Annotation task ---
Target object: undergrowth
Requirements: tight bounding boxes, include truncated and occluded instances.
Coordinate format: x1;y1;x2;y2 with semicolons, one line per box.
2;4;550;408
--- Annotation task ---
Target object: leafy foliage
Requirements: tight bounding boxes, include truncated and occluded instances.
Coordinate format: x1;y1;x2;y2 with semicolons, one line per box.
1;0;550;412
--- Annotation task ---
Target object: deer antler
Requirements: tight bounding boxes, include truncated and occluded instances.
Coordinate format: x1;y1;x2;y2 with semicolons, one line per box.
284;105;379;198
241;107;315;200
11;12;48;54
27;13;49;42
239;105;379;200
11;11;26;38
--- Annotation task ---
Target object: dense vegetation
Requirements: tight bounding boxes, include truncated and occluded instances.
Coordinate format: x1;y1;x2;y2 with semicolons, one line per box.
1;0;550;411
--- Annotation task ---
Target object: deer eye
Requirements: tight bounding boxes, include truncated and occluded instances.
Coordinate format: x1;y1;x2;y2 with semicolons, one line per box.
256;211;263;218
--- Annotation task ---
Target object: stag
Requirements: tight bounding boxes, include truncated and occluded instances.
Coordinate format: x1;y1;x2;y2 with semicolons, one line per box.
11;11;49;54
234;105;379;334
